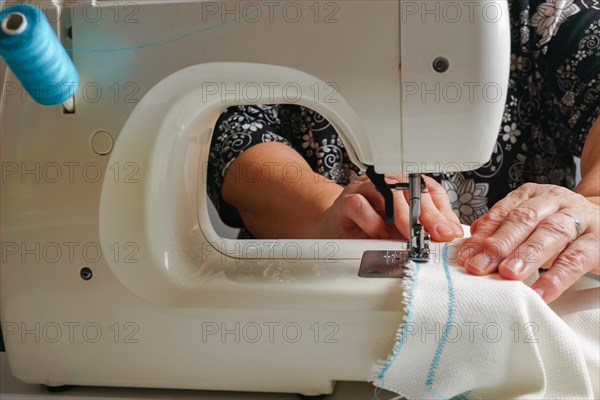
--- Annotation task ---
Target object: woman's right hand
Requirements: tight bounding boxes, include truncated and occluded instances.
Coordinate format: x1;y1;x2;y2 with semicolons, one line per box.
221;142;463;241
319;175;464;241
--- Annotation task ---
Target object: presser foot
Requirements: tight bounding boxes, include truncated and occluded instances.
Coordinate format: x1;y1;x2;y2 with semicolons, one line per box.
407;224;431;262
358;222;431;277
407;241;431;262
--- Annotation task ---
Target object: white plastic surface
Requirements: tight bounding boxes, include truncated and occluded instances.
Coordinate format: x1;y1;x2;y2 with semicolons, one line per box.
400;0;511;173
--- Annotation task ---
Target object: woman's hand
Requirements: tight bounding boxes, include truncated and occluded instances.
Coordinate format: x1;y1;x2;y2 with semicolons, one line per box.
319;175;464;241
458;183;600;303
222;142;462;241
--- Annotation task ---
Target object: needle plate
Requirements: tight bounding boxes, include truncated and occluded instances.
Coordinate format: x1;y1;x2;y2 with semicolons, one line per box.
358;250;410;278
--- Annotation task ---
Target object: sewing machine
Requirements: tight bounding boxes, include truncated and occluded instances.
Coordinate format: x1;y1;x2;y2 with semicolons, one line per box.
0;0;509;396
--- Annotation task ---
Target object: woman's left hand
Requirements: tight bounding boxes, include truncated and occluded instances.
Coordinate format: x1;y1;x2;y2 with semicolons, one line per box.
457;183;600;303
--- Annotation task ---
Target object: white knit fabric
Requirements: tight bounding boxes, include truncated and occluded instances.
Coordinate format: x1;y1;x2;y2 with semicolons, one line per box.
370;241;599;400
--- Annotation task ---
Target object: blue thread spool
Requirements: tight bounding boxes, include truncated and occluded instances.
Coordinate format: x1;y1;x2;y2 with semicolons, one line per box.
0;4;79;106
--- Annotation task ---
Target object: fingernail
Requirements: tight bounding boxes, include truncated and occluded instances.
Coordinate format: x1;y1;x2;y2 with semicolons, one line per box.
435;224;454;237
470;253;492;272
458;245;471;263
453;223;464;237
458;243;479;264
534;288;545;300
504;258;524;274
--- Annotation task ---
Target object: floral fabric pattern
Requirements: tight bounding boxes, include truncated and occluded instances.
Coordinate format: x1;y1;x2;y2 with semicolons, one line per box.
531;0;581;46
208;0;600;235
442;174;490;225
207;105;361;237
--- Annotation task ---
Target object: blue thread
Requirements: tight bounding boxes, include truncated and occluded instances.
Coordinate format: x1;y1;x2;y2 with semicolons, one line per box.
0;4;79;105
66;3;263;54
67;20;233;54
426;243;456;399
376;262;421;386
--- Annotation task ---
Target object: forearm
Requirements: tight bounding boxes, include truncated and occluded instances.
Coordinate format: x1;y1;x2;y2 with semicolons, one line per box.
576;116;600;204
221;142;343;239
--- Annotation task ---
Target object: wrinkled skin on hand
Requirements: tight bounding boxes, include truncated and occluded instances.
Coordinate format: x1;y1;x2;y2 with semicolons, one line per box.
458;183;600;303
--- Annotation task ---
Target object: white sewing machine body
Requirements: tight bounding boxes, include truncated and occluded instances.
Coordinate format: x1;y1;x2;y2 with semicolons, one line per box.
0;1;509;395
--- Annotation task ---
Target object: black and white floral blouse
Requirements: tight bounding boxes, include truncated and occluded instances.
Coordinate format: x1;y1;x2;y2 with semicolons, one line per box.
208;0;600;237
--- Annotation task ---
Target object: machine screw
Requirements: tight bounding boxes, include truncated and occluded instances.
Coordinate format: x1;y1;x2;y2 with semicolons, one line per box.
80;267;93;280
433;57;450;73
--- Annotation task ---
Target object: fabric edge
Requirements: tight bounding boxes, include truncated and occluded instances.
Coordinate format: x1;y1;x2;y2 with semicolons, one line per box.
368;260;419;398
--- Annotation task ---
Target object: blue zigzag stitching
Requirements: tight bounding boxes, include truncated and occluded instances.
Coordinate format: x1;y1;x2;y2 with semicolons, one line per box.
426;243;456;399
